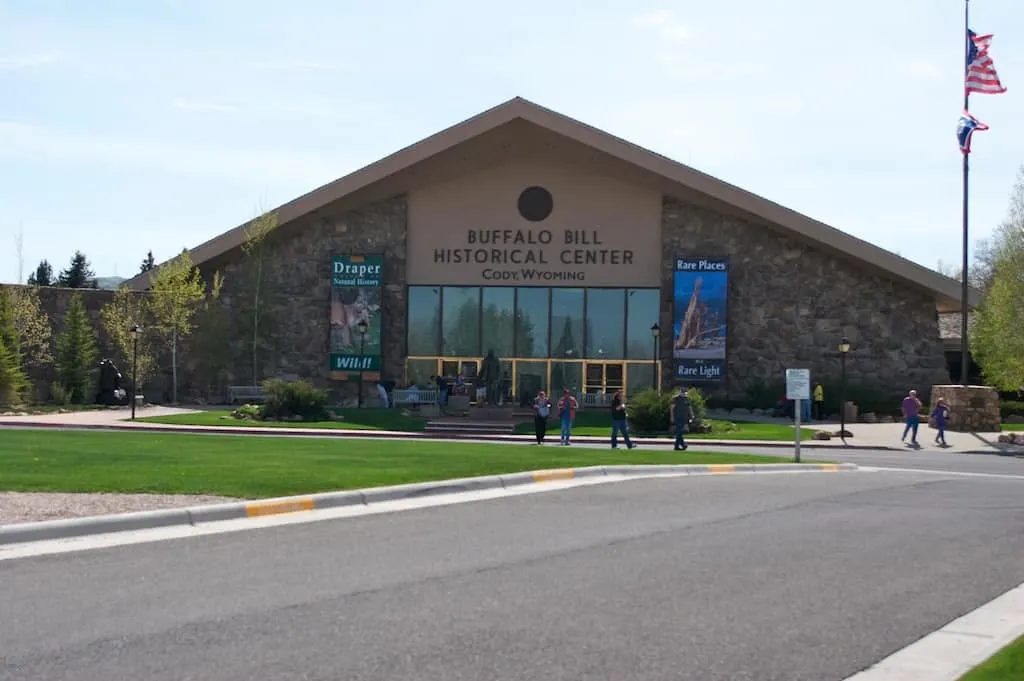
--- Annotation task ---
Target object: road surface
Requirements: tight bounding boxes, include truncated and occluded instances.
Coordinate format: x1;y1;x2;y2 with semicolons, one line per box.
2;466;1024;680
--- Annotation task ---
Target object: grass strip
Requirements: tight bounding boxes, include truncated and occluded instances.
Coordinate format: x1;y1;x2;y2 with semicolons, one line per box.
0;428;794;499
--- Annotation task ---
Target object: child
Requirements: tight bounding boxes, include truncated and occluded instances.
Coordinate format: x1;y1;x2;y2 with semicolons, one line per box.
931;397;950;447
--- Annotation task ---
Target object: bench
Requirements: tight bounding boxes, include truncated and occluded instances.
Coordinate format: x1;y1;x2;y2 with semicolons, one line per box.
228;385;265;404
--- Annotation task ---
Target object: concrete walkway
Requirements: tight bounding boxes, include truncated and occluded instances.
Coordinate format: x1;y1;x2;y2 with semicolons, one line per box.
1;406;1020;454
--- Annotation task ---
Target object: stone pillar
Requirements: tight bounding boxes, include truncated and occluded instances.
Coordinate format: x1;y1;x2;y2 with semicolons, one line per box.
929;385;1001;433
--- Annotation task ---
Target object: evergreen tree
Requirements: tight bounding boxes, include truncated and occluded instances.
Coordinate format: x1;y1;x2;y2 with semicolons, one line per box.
27;259;54;286
55;293;99;403
0;288;29;406
58;251;98;289
139;250;156;274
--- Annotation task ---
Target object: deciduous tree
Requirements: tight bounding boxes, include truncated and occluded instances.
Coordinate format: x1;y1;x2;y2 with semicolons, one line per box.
9;286;53;374
54;292;98;404
971;166;1024;390
240;210;278;385
100;286;157;397
149;249;207;403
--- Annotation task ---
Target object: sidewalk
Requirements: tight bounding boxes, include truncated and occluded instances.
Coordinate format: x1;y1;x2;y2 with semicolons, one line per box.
1;407;1019;454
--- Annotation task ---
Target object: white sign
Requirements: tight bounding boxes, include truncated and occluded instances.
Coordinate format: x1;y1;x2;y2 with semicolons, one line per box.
786;369;811;401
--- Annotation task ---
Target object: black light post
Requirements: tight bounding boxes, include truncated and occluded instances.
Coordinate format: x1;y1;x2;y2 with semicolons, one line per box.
838;336;851;443
650;322;661;391
356;319;368;408
130;324;142;420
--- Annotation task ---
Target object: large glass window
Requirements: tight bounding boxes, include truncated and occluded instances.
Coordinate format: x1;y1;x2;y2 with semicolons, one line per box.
585;289;625;359
515;288;549;358
626;289;660;359
441;287;480;356
481;288;515;358
550;361;582;395
516;361;547;406
551;288;584;360
407;287;440;356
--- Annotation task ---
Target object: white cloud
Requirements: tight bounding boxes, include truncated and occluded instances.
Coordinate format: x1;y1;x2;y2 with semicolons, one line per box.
245;58;349;72
0;121;349;186
172;97;240;112
632;10;689;41
0;51;63;71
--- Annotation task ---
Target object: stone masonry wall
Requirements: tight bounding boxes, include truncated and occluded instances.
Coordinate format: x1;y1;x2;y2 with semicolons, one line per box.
209;195;408;400
658;198;950;403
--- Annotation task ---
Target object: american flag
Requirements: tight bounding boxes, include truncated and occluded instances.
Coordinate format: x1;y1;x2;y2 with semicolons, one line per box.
966;29;1007;95
957;110;989;154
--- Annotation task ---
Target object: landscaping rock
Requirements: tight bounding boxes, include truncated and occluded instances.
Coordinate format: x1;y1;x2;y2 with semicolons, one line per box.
879;415;895;423
1005;414;1024;424
861;412;878;424
730;408;751;417
812;430;832;440
751;408;766;416
833;429;854;438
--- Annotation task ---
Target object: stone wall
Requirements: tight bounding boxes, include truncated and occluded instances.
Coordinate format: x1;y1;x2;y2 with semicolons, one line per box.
207;195;408;400
658;198;950;403
930;385;1001;433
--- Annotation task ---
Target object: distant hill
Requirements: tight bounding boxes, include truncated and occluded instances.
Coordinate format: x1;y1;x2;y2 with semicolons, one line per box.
95;276;126;290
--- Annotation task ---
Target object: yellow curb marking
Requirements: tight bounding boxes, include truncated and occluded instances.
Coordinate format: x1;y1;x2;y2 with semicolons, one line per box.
707;465;736;474
245;498;316;518
818;464;840;471
533;469;576;483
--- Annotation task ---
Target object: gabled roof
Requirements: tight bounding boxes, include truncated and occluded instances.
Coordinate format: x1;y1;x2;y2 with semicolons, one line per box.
124;96;976;312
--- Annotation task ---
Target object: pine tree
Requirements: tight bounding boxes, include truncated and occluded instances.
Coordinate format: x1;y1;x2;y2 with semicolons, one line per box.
58;251;98;289
0;288;30;406
27;259;54;286
55;293;99;404
139;250;156;274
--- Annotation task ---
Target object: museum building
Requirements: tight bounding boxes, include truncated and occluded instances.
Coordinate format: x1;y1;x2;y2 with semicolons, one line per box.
126;97;971;403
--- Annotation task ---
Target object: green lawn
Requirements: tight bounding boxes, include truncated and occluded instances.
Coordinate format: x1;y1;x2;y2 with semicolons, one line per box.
0;428;795;498
136;408;427;432
958;633;1024;680
1002;423;1024;432
515;412;815;441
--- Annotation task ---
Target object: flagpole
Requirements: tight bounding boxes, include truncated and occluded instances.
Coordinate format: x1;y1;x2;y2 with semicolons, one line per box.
960;0;971;387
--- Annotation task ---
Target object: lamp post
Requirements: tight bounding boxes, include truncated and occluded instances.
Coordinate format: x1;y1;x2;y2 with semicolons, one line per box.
838;336;851;443
650;322;661;391
130;325;142;420
356;319;369;408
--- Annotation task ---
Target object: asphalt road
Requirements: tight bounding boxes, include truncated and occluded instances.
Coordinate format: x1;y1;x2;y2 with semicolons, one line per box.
3;469;1024;680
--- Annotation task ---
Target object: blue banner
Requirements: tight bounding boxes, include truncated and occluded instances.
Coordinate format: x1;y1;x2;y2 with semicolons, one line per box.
672;257;728;383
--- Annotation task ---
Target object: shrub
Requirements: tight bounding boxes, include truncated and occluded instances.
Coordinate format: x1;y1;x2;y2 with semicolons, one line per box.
262;378;329;421
686;387;708;426
230;403;262;420
626;389;672;434
50;382;71;406
1001;400;1024;419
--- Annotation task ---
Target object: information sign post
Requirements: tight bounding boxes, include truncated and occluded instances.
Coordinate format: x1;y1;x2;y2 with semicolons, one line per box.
785;369;812;463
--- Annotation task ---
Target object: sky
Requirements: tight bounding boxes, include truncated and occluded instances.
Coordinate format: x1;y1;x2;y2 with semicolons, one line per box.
1;0;1021;284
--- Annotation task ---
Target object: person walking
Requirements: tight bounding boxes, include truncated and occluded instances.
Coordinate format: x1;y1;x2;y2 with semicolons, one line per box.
669;387;693;451
610;389;636;450
813;383;824;421
557;388;578;445
533;390;552;445
901;389;923;447
931;397;950;447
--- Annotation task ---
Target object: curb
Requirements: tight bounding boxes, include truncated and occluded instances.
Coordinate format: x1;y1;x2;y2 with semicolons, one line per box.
0;463;858;546
0;420;901;450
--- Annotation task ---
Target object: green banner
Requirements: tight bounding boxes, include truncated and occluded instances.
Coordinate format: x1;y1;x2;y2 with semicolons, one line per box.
329;255;383;378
